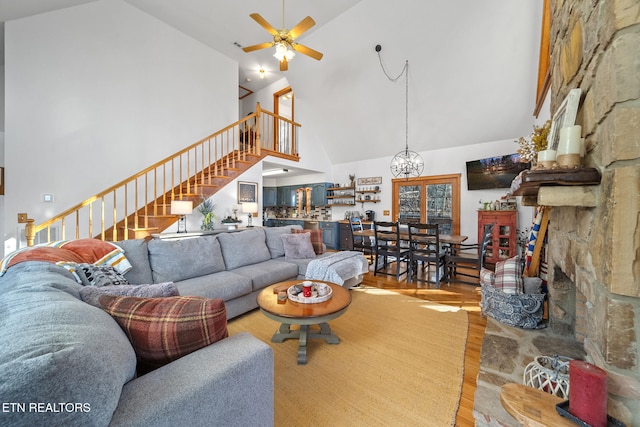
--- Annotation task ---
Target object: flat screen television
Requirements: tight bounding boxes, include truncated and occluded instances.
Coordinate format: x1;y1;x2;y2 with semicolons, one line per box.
466;154;530;190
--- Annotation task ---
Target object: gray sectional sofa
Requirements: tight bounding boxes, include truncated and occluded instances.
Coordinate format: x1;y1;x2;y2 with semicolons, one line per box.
0;226;361;427
120;225;360;319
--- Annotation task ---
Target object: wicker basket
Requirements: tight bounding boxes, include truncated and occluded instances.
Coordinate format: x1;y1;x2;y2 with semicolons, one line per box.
523;355;572;398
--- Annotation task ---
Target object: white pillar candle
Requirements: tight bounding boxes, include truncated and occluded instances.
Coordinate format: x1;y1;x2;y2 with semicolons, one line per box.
537;149;557;162
557;125;583;155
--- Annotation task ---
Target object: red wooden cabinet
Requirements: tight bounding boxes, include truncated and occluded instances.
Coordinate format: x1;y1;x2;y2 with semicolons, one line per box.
478;210;517;265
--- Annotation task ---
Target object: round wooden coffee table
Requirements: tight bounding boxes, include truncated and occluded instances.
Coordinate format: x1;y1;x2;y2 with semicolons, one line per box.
257;280;352;365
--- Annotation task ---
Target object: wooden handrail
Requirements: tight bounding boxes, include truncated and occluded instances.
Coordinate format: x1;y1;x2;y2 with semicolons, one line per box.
25;103;300;245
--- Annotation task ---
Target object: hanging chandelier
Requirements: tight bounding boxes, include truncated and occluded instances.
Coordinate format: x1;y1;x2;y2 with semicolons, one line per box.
376;46;424;178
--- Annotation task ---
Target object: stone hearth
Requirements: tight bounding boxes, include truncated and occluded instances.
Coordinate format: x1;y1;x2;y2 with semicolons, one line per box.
473;1;640;425
473;318;585;426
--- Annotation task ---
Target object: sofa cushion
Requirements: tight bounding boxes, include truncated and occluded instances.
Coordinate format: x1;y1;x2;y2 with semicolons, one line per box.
99;295;228;374
148;236;226;283
0;262;137;426
264;225;302;258
116;238;153;285
217;228;271;270
231;259;300;291
174;271;252;301
292;228;324;254
493;256;523;294
281;233;316;259
80;282;179;307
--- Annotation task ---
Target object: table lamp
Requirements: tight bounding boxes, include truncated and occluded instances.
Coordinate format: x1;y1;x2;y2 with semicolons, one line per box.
242;202;258;227
171;200;193;233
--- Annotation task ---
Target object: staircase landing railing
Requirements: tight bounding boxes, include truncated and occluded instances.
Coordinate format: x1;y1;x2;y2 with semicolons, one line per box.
22;103;300;246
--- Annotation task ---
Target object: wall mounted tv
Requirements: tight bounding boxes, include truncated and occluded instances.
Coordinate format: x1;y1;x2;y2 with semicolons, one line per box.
466;154;530;190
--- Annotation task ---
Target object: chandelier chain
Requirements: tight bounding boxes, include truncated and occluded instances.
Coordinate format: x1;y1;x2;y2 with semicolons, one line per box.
377;53;409;152
377;48;423;178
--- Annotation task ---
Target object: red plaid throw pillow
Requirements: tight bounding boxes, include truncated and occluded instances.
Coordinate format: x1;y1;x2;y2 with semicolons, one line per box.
292;228;324;254
493;256;523;294
99;295;228;374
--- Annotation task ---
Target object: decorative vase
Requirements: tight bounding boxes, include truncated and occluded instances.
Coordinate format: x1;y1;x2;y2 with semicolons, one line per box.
201;212;215;231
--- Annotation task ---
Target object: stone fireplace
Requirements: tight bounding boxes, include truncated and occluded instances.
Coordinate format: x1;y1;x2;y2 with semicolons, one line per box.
474;1;639;425
545;0;639;422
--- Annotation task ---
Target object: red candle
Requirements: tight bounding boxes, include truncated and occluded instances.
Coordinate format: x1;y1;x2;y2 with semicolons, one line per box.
569;360;608;427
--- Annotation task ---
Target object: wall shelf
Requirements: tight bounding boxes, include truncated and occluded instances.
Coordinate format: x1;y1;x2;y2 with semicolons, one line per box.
510;167;601;207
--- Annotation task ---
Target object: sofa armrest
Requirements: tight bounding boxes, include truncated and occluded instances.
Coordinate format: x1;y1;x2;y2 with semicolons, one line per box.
110;332;274;427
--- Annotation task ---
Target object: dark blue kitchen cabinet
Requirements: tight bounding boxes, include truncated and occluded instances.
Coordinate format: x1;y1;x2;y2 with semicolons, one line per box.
319;221;339;250
263;187;277;207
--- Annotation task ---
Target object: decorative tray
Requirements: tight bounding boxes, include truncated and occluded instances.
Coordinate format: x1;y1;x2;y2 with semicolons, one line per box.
288;282;333;304
555;401;626;427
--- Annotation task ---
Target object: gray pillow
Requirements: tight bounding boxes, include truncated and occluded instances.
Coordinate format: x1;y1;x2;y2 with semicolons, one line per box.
217;228;271;270
79;282;179;307
264;225;302;258
116;239;153;285
76;263;130;287
281;233;317;259
148;236;226;283
523;276;543;294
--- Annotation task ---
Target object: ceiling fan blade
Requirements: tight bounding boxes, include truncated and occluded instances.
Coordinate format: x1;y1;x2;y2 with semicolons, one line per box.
292;43;323;61
249;13;278;36
288;16;315;40
280;58;289;72
242;42;274;53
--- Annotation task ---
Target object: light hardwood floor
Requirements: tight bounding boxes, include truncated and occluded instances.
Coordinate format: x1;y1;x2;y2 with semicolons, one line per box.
361;268;486;427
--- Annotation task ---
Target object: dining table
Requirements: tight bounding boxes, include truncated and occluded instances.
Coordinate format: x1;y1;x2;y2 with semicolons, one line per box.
352;228;468;246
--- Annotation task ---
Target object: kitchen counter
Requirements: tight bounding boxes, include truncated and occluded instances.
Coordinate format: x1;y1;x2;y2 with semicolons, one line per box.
263;218;340;250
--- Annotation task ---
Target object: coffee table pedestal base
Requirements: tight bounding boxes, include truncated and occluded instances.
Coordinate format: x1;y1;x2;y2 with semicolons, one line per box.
271;322;339;364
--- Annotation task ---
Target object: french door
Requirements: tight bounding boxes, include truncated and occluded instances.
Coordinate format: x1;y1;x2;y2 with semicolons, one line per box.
391;174;461;235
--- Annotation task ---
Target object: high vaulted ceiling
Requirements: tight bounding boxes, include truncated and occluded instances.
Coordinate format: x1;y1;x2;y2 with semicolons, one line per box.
1;0;545;164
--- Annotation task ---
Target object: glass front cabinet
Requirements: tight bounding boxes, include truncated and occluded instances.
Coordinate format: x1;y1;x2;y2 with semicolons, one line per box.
477;210;517;266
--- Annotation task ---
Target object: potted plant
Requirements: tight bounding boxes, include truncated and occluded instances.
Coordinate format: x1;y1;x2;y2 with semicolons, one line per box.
198;197;217;231
220;215;242;230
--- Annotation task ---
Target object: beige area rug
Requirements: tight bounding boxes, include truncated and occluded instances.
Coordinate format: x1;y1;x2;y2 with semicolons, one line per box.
227;287;469;427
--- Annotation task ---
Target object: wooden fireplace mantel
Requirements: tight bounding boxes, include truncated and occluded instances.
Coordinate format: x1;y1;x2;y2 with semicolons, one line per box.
510;167;601;207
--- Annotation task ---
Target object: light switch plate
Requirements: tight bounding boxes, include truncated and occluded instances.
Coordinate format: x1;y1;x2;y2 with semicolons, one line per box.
17;213;28;223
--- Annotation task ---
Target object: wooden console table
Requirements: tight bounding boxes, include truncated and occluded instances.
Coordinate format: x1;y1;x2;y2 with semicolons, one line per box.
500;383;575;427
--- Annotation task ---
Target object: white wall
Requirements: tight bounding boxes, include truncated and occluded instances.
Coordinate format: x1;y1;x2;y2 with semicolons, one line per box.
241;77;334;178
3;0;237;251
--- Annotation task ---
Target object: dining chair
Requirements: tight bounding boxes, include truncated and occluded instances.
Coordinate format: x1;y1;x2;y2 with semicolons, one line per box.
446;223;494;284
407;223;447;288
373;221;410;280
349;217;374;263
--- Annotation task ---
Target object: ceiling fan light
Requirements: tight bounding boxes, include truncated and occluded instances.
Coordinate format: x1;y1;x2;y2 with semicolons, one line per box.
273;42;288;61
284;48;295;61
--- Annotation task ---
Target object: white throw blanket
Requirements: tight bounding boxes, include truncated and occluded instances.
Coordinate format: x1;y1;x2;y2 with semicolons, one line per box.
305;251;369;286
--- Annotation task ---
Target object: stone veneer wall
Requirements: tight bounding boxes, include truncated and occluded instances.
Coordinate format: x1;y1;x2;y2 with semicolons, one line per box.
547;0;639;422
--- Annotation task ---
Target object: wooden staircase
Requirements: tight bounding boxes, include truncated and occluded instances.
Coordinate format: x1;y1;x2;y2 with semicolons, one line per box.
23;104;301;246
111;150;266;239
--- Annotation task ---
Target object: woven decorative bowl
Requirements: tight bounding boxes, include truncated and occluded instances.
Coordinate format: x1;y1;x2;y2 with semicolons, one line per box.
523;355;572;399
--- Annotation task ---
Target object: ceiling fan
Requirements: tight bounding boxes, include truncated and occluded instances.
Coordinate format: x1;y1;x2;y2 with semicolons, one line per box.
242;1;323;71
